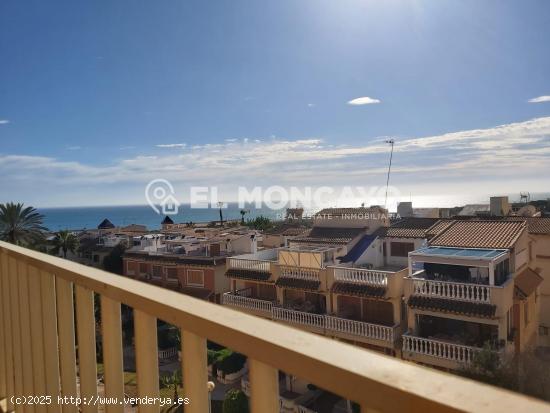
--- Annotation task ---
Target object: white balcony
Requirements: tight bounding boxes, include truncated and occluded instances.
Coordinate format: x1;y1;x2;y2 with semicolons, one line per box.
272;307;325;332
228;257;272;272
279;266;320;281
402;334;483;367
411;278;491;304
331;266;389;286
325;316;396;343
222;292;273;315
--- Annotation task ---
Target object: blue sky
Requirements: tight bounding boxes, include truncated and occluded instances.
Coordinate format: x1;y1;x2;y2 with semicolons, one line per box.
1;0;549;207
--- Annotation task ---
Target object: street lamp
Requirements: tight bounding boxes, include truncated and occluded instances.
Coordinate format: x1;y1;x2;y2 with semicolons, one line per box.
207;381;216;413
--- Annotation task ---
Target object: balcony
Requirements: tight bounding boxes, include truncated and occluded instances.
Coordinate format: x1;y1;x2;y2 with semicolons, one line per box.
325;316;398;345
402;334;484;369
0;241;548;413
328;266;406;298
272;307;325;334
405;273;515;318
222;291;274;317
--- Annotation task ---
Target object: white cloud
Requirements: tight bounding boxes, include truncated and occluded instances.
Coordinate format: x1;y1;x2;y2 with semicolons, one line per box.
1;117;550;205
347;96;380;105
156;143;186;148
528;96;550;103
307;103;316;107
0;119;10;124
66;146;82;151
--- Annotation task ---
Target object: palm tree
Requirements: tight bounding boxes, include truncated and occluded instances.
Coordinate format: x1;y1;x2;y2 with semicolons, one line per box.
51;229;79;258
239;209;249;225
0;202;47;246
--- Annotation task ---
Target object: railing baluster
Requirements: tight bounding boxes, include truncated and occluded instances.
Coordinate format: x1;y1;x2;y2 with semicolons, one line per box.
40;271;61;413
134;310;160;413
75;286;98;413
101;296;124;413
182;331;208;413
17;262;35;413
0;251;15;412
56;277;78;413
249;359;279;413
28;266;47;413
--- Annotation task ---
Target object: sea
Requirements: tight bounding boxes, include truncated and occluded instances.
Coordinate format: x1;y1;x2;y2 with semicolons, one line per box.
38;192;550;232
38;204;286;231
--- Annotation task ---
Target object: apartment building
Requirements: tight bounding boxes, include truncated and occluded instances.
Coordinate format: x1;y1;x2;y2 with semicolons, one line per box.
402;220;542;369
123;228;258;303
222;208;448;356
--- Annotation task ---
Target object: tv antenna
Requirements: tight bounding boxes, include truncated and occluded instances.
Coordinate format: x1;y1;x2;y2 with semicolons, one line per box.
384;139;395;209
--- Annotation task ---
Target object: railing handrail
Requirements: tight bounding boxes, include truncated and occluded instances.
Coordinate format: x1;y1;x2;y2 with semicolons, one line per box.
1;241;548;413
410;277;495;289
402;333;484;352
329;266;390;286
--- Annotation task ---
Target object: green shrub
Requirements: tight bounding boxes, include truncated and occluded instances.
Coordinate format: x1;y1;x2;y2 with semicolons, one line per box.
222;389;249;413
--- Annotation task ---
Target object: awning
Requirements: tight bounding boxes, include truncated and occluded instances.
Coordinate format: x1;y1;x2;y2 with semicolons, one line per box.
515;268;543;298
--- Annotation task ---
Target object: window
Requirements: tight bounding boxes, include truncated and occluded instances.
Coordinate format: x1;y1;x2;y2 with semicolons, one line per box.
152;265;163;278
126;261;136;275
539;326;549;336
187;269;204;287
390;242;414;257
139;263;148;275
166;267;178;279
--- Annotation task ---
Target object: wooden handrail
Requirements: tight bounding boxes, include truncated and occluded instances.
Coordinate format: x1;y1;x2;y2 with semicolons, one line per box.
1;241;549;413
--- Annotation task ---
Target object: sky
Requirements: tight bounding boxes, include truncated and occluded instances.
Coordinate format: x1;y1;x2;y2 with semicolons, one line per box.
1;0;550;208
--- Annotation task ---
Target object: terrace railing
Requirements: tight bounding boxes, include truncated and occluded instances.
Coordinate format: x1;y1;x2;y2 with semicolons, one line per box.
228;257;271;272
1;241;548;413
402;334;483;365
412;278;492;304
330;266;389;286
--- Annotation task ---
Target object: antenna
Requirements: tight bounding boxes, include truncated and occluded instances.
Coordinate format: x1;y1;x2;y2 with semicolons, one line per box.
384;139;395;209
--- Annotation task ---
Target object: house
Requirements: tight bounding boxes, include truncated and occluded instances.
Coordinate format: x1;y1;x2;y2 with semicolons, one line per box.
402;220;542;369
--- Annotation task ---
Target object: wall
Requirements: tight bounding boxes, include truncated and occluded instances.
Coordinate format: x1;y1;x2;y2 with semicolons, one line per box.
529;233;550;348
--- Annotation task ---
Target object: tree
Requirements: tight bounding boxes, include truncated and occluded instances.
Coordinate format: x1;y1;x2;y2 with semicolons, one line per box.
103;242;127;274
245;216;273;231
0;202;47;246
239;209;249;225
160;370;182;403
222;389;249;413
51;229;79;258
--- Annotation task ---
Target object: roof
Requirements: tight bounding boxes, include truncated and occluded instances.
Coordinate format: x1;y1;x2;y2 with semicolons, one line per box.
314;206;387;217
162;216;175;225
225;268;272;282
98;218;115;229
425;220;455;238
429;220;526;249
380;218;440;239
458;204;490;216
411;246;507;260
123;250;226;266
292;226;366;245
514;268;543;298
275;277;321;291
407;295;496;318
526;217;550;235
332;281;386;298
339;234;377;263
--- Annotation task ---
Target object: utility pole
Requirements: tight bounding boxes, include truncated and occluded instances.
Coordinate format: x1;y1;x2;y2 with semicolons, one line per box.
384;139;395;209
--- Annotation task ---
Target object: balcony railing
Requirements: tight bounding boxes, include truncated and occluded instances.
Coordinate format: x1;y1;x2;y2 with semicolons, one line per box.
1;241;548;413
279;266;320;281
228;257;272;272
411;278;491;304
402;334;482;365
330;266;389;286
222;292;274;314
272;307;325;329
325;315;396;343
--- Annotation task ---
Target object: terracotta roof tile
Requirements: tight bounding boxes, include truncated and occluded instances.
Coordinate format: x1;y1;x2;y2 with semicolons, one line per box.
275;277;321;291
332;282;386;298
408;295;496;318
526;218;550;235
225;268;272;282
291;226;366;245
429;220;525;249
380;218;440;239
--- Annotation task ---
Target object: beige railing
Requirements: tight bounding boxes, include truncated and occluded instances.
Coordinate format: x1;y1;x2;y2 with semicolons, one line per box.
228;257;271;272
411;278;491;304
272;307;325;329
1;241;548;413
402;334;482;364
